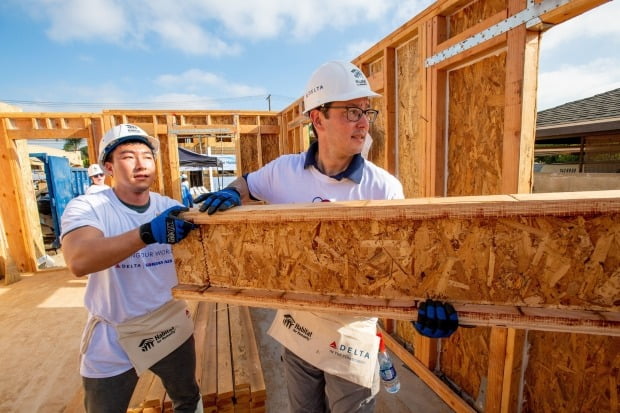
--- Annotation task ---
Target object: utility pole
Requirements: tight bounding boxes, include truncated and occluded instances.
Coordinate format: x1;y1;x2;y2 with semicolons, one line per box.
266;94;271;111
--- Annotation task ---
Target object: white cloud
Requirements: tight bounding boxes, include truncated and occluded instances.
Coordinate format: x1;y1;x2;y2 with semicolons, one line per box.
390;0;434;27
155;69;266;97
344;40;377;61
21;0;413;53
44;0;129;43
537;1;620;109
537;58;620;110
149;93;221;109
539;1;620;50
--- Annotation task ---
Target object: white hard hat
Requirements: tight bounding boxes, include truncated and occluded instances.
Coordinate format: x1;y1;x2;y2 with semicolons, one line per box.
181;174;188;179
303;61;380;115
87;163;104;177
98;124;160;165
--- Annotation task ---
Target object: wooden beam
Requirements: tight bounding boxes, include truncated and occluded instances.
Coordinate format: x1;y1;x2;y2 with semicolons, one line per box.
173;285;620;336
6;128;91;140
0;119;37;274
500;328;525;413
175;192;619;300
485;327;509;412
172;191;620;335
502;1;527;194
384;47;397;176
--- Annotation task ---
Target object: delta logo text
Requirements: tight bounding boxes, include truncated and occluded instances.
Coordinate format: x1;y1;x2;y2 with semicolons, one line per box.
305;84;324;100
328;341;371;364
282;314;313;341
138;326;176;352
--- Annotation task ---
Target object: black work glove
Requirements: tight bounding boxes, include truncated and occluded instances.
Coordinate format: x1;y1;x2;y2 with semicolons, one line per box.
194;187;241;215
413;299;459;338
139;206;195;244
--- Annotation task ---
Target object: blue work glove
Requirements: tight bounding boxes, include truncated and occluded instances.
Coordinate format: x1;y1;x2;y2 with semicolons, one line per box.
139;206;196;244
413;299;459;338
194;187;241;215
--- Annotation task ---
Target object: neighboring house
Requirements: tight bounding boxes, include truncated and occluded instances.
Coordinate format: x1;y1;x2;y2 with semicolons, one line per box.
534;88;620;192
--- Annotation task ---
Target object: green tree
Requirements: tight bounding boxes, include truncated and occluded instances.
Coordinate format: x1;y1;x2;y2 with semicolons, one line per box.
63;138;90;166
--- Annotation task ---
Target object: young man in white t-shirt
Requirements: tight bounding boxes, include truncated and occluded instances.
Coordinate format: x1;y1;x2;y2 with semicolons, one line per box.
195;61;459;412
61;124;202;413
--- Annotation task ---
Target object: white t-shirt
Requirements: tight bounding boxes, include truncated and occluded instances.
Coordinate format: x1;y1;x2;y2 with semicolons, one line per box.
60;188;181;377
249;149;404;352
85;183;110;194
247;152;404;204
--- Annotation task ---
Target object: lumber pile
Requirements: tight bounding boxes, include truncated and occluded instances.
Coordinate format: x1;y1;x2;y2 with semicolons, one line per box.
64;301;266;413
172;191;620;335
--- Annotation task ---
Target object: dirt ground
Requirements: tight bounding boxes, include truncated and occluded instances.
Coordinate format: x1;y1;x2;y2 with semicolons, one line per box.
0;268;453;412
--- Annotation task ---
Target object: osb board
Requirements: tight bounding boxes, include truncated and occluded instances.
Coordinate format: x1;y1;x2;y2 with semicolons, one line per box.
369;95;386;170
523;331;620;412
239;133;259;175
448;0;507;38
394;320;417;352
393;319;489;406
260;134;280;167
239;115;258;125
367;57;386;171
174;192;620;312
396;37;424;198
447;52;506;196
441;327;490;403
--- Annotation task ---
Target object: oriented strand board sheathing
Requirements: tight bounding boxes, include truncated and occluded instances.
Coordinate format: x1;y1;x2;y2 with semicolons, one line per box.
260;134;280;166
366;58;388;169
175;192;620;316
440;326;491;406
448;53;506;196
369;95;386;170
523;332;620;413
448;0;507;38
397;37;424;198
239;133;260;174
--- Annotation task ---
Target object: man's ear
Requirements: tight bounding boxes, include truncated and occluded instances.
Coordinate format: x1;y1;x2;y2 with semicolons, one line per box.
103;161;113;176
309;109;323;131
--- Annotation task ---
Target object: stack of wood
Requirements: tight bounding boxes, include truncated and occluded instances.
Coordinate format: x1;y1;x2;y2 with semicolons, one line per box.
64;301;266;413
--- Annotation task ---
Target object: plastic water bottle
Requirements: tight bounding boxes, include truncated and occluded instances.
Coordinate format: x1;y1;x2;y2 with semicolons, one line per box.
377;333;400;393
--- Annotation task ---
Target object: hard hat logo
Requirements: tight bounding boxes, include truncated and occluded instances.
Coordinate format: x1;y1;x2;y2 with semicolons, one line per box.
351;68;367;86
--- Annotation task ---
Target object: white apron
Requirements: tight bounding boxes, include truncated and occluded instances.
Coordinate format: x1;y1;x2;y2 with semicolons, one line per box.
268;310;379;388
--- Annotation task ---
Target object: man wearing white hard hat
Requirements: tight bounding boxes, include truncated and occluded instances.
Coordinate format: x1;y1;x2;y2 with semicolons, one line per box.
85;163;110;194
61;124;203;413
194;61;458;412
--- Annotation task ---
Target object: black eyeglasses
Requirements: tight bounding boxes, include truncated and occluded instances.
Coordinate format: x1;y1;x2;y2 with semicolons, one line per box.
92;173;104;178
324;106;379;123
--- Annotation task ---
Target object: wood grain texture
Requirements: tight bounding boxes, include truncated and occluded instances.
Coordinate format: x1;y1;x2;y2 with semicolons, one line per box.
174;191;620;312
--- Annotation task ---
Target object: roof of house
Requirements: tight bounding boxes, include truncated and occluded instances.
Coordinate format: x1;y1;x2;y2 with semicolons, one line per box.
536;88;620;139
537;88;620;128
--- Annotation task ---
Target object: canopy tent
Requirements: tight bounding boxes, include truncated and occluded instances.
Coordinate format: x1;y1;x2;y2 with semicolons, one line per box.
178;147;222;168
178;147;225;190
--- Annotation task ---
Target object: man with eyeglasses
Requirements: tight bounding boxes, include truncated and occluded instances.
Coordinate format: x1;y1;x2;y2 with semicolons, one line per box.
85;163;110;194
194;61;458;412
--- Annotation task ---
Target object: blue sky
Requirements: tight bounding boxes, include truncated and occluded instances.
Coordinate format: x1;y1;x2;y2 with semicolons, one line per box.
1;0;618;114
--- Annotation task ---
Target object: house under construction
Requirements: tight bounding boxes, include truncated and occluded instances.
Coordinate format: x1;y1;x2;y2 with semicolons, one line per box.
0;0;618;412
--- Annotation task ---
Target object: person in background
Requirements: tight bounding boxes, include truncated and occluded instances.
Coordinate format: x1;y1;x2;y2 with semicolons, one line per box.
61;124;203;413
85;163;110;194
181;174;193;208
194;61;459;413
